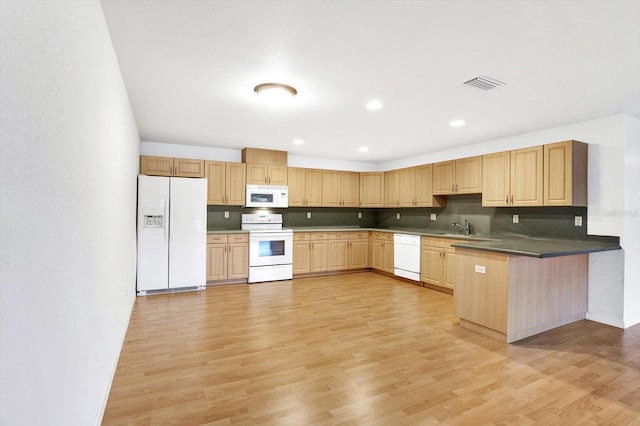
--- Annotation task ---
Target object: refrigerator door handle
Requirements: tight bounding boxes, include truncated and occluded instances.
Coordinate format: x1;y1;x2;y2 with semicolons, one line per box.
164;197;169;242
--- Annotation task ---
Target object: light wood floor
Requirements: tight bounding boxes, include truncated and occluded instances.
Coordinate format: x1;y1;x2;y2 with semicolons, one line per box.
103;272;640;425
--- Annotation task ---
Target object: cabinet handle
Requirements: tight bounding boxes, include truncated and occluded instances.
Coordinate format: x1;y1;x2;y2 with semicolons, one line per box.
455;184;459;192
510;194;514;204
506;195;509;204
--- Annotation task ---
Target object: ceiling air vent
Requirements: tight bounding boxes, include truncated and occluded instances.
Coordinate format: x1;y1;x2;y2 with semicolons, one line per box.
462;75;506;91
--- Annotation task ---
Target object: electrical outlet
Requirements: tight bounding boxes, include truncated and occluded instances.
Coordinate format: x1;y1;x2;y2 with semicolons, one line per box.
396;213;401;220
357;212;362;219
224;211;229;219
475;265;486;274
575;216;583;226
307;212;312;219
430;213;437;221
513;214;519;224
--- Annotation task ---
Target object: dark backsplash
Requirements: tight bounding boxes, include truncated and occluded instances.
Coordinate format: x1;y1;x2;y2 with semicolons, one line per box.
208;195;589;239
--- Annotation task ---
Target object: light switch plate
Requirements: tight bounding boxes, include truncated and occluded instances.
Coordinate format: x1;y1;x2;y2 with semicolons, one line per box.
430;213;437;221
358;212;362;219
513;214;519;224
307;212;312;219
396;213;401;220
575;216;583;226
224;211;229;219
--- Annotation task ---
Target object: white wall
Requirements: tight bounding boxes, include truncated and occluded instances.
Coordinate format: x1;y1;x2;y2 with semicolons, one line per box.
0;2;139;425
623;115;640;326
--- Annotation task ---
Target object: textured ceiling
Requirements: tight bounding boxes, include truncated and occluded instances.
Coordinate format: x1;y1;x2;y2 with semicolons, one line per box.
100;0;640;163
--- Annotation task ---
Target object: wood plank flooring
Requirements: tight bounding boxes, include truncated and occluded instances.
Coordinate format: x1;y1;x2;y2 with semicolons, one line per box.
103;272;640;425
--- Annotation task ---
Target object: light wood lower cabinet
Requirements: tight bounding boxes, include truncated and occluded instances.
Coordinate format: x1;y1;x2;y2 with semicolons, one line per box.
421;236;473;290
454;248;588;343
327;231;369;271
293;232;328;275
370;232;394;273
206;233;248;283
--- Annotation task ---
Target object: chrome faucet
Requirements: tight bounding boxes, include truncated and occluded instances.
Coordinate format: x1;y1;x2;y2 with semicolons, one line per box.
452;219;471;235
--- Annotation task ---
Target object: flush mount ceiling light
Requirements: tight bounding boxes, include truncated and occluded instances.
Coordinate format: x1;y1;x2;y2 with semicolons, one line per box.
254;82;297;106
292;138;305;145
358;146;369;153
366;100;383;111
449;119;466;127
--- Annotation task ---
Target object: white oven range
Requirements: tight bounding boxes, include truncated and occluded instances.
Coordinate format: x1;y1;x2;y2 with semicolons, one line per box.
241;213;293;283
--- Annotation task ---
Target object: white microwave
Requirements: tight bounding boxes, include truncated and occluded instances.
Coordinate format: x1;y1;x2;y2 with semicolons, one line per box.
245;185;288;208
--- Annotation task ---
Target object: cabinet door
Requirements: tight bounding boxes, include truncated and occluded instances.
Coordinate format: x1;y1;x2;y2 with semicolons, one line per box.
327;240;348;270
414;164;444;207
455;156;482;194
206;244;227;281
371;240;384;271
293;239;311;274
174;158;205;178
360;172;384;207
453;250;508;333
384;169;400;206
205;161;226;205
228;242;248;279
382;242;394;273
288;167;307;207
140;156;173;176
432;161;456;195
225;162;246;206
482;151;511;207
443;248;456;289
322;170;341;206
511;146;543;206
398;167;417;206
349;240;369;269
267;165;288;185
246;163;269;184
311;240;329;272
341;172;360;207
544;140;587;207
306;168;324;207
421;246;443;286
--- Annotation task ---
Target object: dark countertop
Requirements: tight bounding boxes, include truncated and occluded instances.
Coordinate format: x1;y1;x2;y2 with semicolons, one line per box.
451;236;620;258
207;226;620;257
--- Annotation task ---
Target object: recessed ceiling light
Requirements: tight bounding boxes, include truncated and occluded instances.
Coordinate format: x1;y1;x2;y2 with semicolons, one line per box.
293;138;304;145
449;119;466;127
366;100;383;111
358;146;369;153
254;82;297;106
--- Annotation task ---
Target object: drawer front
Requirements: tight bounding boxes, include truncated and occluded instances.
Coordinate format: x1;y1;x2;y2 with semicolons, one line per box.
421;236;446;248
371;231;393;241
294;233;310;241
350;231;369;240
310;232;328;241
228;233;249;243
207;234;228;244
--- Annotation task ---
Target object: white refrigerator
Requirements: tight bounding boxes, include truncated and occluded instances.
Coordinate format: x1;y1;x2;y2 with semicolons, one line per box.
137;175;207;294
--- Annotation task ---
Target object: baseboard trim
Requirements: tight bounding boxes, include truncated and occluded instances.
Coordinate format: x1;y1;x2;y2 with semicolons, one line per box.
585;311;625;329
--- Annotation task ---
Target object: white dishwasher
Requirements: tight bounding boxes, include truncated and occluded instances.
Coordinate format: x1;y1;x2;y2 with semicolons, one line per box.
394;234;421;281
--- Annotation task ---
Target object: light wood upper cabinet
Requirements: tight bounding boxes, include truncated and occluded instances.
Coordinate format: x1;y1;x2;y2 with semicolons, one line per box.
360;172;384;207
544;140;588;207
205;161;246;206
246;163;288;185
322;170;360;207
140;156;205;178
482;146;543;207
383;170;400;206
433;156;482;195
288;167;323;207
